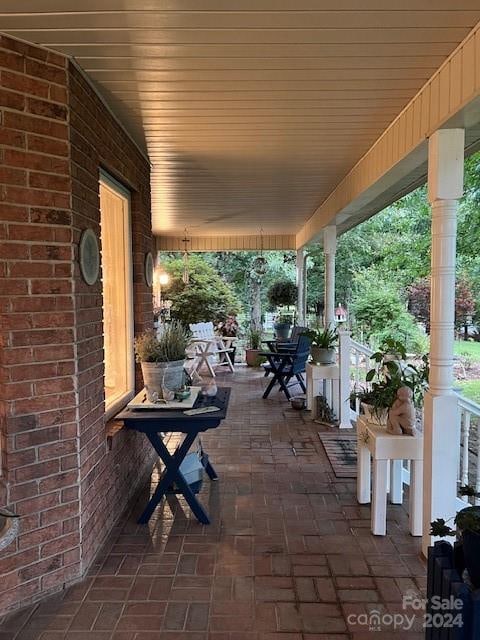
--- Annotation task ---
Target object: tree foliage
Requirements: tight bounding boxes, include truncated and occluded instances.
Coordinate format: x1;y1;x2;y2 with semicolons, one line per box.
407;276;476;332
351;278;427;352
161;255;241;325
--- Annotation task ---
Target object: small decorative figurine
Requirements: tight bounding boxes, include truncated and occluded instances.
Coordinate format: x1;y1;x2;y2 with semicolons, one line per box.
387;386;416;436
314;395;337;426
203;381;218;397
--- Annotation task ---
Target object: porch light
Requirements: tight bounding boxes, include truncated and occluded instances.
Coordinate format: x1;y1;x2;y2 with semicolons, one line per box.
157;271;170;286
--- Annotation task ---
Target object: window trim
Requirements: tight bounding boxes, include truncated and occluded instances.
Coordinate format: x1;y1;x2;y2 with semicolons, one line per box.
99;170;135;420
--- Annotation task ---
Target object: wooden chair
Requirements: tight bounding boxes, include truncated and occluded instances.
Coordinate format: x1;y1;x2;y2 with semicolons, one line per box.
262;326;307;377
188;322;235;377
261;335;311;400
262;325;307;352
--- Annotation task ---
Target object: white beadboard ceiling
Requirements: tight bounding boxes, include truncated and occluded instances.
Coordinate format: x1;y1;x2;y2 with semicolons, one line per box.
2;1;480;237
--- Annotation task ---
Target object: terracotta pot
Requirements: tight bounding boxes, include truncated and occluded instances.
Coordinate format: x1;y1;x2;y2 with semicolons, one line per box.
311;346;336;365
245;348;260;367
141;360;185;401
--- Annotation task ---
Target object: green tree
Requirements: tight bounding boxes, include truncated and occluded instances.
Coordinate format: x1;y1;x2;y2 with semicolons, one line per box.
351;273;427;353
162;255;241;325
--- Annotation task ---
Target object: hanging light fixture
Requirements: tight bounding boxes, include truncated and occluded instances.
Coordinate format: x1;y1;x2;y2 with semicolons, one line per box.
182;228;190;285
252;227;267;277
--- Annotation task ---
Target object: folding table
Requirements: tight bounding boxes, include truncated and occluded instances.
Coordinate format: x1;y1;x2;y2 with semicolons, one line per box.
116;388;230;524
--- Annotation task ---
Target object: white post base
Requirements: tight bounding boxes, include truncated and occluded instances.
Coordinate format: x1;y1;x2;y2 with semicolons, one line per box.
422;392;460;556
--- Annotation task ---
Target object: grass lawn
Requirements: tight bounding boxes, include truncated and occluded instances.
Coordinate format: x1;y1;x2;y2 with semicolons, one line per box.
454;340;480;361
456;379;480;405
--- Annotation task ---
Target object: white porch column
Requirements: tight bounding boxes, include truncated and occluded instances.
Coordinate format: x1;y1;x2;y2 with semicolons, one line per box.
323;226;336;328
422;128;465;556
296;248;306;325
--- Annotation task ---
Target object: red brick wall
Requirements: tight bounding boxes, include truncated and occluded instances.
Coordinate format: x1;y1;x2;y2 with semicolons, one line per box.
0;34;155;616
68;63;155;570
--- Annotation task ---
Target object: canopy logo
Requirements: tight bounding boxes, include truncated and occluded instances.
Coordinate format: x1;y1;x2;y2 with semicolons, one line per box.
347;590;464;632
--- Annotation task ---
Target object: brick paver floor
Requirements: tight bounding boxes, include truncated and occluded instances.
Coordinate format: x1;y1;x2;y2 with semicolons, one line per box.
1;367;427;639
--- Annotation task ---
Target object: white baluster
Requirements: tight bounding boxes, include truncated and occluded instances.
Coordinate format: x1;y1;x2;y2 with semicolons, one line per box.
476;419;480;506
461;410;470;495
354;350;360;416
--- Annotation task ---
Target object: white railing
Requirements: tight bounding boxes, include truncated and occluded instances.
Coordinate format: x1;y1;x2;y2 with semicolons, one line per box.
456;393;480;506
349;338;374;419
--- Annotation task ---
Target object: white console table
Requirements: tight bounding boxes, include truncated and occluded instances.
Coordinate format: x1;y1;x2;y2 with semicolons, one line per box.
356;417;423;536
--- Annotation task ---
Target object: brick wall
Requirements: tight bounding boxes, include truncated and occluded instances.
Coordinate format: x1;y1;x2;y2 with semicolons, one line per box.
0;34;155;616
68;63;155;570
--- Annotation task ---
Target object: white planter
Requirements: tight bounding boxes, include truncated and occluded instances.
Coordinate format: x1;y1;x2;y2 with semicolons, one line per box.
361;402;388;426
141;360;185;401
311;346;336;365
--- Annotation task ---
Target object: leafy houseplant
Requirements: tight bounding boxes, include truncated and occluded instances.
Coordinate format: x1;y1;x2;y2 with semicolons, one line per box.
217;315;239;338
267;280;298;339
245;328;262;367
303;326;338;364
217;315;239;365
135;321;191;400
430;486;480;588
351;338;429;424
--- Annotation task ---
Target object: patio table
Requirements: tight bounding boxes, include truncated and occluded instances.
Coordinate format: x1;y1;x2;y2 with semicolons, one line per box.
116;388;231;524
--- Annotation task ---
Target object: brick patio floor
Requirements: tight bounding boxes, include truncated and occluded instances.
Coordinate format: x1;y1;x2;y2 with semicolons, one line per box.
1;367;427;639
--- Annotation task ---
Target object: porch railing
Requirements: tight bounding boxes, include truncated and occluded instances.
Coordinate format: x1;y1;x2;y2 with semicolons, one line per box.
456;393;480;506
348;336;374;419
341;332;480;505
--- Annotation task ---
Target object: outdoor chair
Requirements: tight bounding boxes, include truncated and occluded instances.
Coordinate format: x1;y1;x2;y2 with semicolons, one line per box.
262;325;307;352
187;321;235;377
262;325;307;377
261;335;311;400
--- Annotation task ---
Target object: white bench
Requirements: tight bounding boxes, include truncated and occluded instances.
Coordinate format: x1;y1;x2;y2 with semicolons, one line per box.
188;322;235;377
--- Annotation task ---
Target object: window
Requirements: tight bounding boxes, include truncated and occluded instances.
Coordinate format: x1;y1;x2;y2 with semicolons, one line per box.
100;173;134;418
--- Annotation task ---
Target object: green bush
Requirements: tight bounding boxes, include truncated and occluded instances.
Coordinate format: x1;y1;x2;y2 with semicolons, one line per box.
352;281;428;354
162;256;241;325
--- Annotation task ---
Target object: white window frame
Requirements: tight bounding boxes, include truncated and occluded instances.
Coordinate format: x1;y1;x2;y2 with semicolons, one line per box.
99;170;135;420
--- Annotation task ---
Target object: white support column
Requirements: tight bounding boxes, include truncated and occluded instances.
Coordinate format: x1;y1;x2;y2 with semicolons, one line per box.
296;248;306;325
323;226;336;328
422;128;465;556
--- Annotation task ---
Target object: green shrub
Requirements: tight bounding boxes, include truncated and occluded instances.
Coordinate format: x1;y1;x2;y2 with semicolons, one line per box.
352;281;427;354
162;256;241;325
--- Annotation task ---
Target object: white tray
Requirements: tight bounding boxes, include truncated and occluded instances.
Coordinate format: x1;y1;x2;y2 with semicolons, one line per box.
127;387;201;410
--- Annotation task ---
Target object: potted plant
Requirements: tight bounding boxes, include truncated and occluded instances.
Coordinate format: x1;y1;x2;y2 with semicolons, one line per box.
217;314;239;365
430;485;480;588
267;280;297;339
274;313;293;340
303;326;338;364
245;328;262;367
351;382;398;425
351;338;429;425
135;321;191;401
